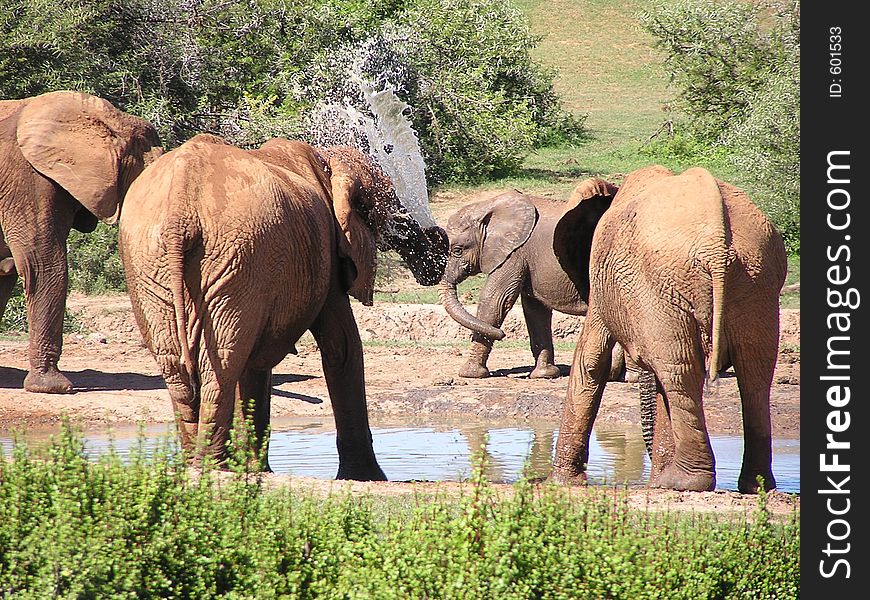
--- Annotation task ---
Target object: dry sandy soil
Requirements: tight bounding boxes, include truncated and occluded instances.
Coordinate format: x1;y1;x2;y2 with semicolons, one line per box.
0;190;800;517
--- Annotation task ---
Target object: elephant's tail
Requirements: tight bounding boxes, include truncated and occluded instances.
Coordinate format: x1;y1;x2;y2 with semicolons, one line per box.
165;214;199;383
706;208;729;390
707;265;725;389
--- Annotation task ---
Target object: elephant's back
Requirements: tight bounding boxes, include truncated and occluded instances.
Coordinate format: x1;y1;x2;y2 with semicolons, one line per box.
589;168;727;331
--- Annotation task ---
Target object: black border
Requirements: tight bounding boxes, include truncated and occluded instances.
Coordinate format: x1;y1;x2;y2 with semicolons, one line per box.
801;4;868;596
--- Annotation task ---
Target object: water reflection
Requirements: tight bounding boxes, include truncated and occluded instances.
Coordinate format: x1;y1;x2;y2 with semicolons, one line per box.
0;418;800;493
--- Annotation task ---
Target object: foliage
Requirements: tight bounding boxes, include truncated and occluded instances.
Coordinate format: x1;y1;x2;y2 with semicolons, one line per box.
0;0;580;181
639;0;800;253
67;223;128;294
0;423;800;598
723;52;800;253
382;0;587;181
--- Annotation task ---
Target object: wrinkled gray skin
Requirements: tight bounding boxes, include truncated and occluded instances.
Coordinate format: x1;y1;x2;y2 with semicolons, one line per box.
0;91;161;393
550;166;787;493
119;135;447;479
439;184;636;381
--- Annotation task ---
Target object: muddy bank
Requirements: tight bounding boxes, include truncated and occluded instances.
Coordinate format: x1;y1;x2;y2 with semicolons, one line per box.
0;295;799;440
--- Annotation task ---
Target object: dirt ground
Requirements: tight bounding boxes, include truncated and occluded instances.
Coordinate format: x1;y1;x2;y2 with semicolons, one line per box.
0;189;800;517
0;291;800;517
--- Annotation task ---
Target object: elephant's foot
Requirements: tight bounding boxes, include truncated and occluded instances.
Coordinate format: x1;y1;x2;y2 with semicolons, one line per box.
547;469;588;486
651;464;715;492
24;368;74;394
336;461;387;482
458;362;490;378
738;469;776;494
530;364;561;379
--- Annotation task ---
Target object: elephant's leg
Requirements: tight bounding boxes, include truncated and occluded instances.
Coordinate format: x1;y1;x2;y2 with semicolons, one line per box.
237;367;273;471
194;356;240;468
460;271;522;378
310;287;386;481
12;223;75;394
647;330;716;491
155;352;200;456
650;393;675;482
550;311;614;484
730;308;778;493
521;294;561;379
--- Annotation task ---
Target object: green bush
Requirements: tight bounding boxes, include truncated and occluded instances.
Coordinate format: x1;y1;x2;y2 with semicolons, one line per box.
1;0;580;182
0;422;800;598
723;55;800;253
383;0;586;181
640;0;800;254
67;223;127;294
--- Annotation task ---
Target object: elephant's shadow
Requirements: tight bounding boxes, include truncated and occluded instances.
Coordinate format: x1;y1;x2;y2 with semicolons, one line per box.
489;364;571;378
270;373;323;405
0;368;327;405
0;366;164;392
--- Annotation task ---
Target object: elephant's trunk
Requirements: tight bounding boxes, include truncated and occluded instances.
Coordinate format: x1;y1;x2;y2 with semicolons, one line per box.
439;280;505;340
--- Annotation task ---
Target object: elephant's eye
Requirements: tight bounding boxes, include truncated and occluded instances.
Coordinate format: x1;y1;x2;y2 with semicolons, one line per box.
451;246;464;258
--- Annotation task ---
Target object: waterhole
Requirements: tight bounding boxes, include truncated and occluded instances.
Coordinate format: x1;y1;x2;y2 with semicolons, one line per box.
2;416;799;493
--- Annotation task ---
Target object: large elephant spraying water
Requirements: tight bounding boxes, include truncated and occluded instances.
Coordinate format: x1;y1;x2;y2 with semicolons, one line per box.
119;134;447;478
550;166;787;493
0;91;161;393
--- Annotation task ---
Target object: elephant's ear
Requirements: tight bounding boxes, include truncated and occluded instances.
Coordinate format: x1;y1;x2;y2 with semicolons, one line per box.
327;154;377;306
478;193;537;274
553;178;619;299
17;92;122;222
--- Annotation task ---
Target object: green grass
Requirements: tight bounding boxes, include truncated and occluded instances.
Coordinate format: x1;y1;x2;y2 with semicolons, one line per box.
374;273;485;304
0;422;800;599
434;1;754;195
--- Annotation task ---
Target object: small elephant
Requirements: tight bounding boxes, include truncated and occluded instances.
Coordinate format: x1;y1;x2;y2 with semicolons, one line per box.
0;91;161;393
119;134;447;479
439;185;634;381
550;166;787;493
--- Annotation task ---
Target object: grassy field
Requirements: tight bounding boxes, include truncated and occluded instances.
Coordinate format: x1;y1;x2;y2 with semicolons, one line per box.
445;0;674;197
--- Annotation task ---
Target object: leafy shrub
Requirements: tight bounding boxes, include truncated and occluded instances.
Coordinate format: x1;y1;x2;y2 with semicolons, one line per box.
640;0;800;253
1;0;581;182
67;223;127;294
0;422;800;598
382;0;586;181
722;54;800;253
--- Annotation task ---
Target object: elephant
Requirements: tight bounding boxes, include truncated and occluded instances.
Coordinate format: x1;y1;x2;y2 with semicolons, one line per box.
0;91;162;393
118;134;447;479
550;165;787;493
439;185;636;381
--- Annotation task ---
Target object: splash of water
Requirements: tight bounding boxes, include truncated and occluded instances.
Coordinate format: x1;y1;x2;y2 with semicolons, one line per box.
306;59;436;229
343;75;436;228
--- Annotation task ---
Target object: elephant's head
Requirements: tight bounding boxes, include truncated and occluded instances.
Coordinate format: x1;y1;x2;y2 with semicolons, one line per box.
16;91;162;228
439;191;538;340
320;146;448;305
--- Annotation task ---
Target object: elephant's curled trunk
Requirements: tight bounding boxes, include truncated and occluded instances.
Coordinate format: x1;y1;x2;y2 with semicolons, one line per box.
439;280;505;340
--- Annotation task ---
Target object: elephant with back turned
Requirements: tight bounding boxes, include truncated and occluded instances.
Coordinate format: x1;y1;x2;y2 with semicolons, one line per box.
439;183;634;381
550;166;787;493
0;91;161;393
119;134;447;479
